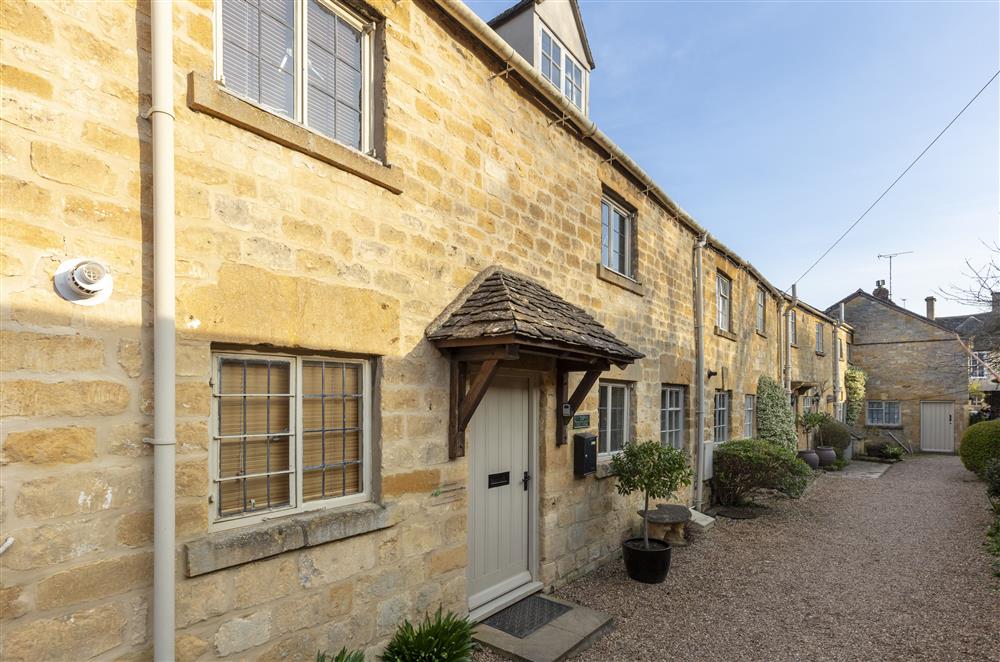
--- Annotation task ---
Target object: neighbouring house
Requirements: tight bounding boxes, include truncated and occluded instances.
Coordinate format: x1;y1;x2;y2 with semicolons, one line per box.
829;285;969;454
2;0;849;659
935;292;1000;409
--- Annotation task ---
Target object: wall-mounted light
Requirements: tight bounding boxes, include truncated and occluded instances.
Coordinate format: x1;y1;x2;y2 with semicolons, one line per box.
707;369;718;379
54;258;114;305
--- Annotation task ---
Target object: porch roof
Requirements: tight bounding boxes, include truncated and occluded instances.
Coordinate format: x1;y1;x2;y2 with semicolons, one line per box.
426;266;643;367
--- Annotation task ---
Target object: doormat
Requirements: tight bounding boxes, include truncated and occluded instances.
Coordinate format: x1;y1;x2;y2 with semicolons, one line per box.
482;595;572;639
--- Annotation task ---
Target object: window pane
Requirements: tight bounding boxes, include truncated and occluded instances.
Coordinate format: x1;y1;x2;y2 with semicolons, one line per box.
307;0;363;149
214;357;293;518
221;0;294;117
301;360;364;502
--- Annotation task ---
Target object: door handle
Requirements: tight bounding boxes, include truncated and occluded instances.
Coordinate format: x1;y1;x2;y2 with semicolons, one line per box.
522;471;531;491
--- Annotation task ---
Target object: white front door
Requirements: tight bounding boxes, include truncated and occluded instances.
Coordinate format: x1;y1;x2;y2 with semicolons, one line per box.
920;402;955;453
467;375;533;612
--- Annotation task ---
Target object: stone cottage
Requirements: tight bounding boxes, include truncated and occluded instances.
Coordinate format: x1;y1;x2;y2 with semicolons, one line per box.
829;285;969;453
935;292;1000;409
1;0;849;659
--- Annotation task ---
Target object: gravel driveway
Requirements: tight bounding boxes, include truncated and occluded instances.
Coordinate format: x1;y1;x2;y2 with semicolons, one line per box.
479;454;1000;661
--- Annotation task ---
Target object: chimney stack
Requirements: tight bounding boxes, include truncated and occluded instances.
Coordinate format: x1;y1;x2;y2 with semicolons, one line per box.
925;296;936;320
992;291;999;313
873;280;890;301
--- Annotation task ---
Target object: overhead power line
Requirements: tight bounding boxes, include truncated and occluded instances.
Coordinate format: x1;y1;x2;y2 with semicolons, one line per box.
786;68;1000;293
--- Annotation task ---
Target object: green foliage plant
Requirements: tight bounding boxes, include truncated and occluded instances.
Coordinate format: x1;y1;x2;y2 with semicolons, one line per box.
815;418;853;457
317;649;365;662
984;459;1000;513
380;608;476;662
883;444;904;461
611;440;693;549
960;420;1000;477
844;367;867;425
712;439;812;506
755;375;797;450
800;411;831;433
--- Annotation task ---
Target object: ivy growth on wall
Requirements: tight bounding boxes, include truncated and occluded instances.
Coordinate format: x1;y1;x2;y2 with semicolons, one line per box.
845;366;867;425
756;375;797;450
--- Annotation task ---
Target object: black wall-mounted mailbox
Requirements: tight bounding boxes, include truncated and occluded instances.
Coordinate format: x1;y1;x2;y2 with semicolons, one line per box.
573;432;597;477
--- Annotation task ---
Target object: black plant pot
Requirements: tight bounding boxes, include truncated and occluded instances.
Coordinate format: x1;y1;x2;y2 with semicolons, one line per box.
815;446;836;467
797;449;820;469
622;538;671;584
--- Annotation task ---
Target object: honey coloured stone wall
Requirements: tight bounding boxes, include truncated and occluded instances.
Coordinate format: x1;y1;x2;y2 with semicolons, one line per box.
842;295;967;451
1;0;849;658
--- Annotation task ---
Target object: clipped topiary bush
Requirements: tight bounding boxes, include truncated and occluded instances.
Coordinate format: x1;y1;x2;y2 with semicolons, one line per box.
844;367;867;426
756;375;797;450
712;439;813;506
381;608;476;662
984;459;1000;513
959;420;1000;477
815;418;852;457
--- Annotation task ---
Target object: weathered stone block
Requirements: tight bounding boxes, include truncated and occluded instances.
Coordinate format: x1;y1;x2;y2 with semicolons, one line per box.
214;611;271;656
2;516;107;570
184;518;304;577
15;467;147;519
381;468;440;497
2;604;126;661
2;380;130;417
35;552;152;609
2;426;97;464
0;585;28;620
0;331;105;372
177;572;231;627
30;141;116;194
233;556;298;608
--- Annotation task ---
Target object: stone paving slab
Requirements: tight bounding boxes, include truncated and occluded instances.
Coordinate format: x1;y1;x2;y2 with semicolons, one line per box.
829;459;892;478
474;594;613;662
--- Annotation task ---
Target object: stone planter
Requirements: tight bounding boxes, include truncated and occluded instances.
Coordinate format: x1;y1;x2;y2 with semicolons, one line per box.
797;449;820;469
815;446;836;466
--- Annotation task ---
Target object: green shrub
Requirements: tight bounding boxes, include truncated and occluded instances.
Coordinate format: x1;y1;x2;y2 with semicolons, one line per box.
712;439;812;506
959;420;1000;476
815;418;852;456
318;649;365;662
883;445;904;461
844;367;867;425
755;375;797;449
984;459;1000;513
381;609;475;662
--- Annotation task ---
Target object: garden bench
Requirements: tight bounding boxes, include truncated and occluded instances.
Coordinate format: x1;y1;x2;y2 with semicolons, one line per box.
637;503;690;546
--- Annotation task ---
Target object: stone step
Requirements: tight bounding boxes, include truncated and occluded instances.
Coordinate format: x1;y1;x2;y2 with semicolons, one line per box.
473;594;613;662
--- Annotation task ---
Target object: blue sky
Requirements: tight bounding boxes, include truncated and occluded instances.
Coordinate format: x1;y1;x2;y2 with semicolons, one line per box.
467;0;1000;316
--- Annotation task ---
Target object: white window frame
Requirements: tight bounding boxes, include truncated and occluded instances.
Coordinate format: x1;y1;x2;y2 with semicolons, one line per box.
214;0;376;155
563;51;584;109
539;25;586;112
815;322;824;353
598;382;631;457
713;391;730;442
970;351;989;378
601;197;634;278
756;288;766;334
660;385;685;450
539;27;562;90
716;273;732;332
789;310;798;346
866;400;901;427
744;394;755;438
209;350;372;531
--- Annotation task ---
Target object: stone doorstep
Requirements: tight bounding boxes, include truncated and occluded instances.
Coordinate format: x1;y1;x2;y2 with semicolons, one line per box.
474;596;613;662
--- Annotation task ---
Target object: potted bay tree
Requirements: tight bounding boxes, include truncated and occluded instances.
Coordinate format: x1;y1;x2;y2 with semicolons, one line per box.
611;439;693;583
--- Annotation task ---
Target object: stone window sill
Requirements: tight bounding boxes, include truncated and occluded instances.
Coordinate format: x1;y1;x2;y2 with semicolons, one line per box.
596;263;645;296
184;501;392;577
815;351;826;357
714;326;737;342
186;72;403;195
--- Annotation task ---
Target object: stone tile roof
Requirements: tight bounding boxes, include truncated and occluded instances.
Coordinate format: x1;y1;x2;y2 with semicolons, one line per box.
427;266;643;364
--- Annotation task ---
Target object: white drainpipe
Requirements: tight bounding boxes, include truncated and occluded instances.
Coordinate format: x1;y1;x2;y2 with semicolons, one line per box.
785;285;797;394
833;303;844;419
149;0;176;659
693;234;708;510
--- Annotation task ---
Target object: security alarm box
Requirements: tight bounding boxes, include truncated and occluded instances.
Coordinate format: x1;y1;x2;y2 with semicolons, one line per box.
573;432;597;477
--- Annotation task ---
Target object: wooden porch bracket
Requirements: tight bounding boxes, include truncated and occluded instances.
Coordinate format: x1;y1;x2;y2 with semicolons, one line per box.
448;357;502;459
555;361;608;446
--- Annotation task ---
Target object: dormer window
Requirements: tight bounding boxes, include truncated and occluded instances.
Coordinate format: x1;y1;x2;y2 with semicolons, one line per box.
539;28;584;110
541;30;562;88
